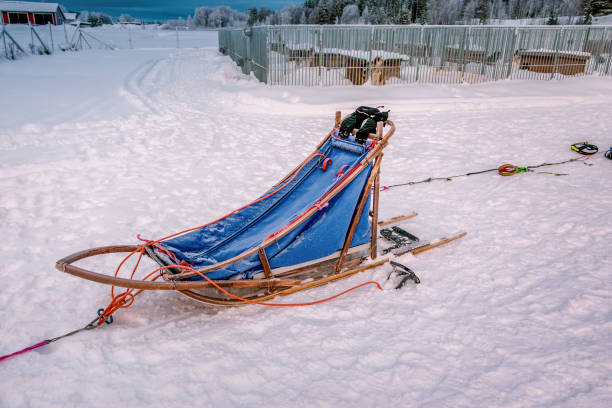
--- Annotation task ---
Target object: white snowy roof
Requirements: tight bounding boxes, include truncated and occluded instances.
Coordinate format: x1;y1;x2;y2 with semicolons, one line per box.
0;1;61;13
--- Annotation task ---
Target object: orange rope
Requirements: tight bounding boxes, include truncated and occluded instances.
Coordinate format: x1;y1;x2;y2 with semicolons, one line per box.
97;263;382;324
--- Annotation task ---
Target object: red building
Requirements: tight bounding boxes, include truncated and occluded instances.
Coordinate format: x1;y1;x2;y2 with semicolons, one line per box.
1;1;67;25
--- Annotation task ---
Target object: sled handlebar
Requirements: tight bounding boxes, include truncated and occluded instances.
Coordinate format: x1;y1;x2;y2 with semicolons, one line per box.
55;245;300;291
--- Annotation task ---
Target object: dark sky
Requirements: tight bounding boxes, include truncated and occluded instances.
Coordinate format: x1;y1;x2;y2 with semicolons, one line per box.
57;1;299;20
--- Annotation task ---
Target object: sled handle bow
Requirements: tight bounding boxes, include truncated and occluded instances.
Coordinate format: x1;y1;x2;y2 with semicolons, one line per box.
55;245;300;290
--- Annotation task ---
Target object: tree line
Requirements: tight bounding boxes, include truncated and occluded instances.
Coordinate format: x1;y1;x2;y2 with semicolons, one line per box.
168;0;610;29
79;1;612;28
247;0;610;26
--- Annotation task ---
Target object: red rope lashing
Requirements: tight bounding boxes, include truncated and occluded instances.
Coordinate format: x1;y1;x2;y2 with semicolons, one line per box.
321;158;332;171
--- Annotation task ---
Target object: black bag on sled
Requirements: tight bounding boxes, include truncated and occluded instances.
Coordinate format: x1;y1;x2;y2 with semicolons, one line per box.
339;106;390;144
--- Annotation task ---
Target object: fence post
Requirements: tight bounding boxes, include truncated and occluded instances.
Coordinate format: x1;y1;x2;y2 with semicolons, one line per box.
2;25;8;59
29;22;34;52
551;28;562;79
369;25;374;82
319;27;323;87
48;22;54;52
605;27;612;76
583;26;591;52
506;27;518;79
459;26;469;81
591;27;605;75
265;26;269;84
128;26;133;49
415;26;423;82
245;30;251;75
480;27;492;76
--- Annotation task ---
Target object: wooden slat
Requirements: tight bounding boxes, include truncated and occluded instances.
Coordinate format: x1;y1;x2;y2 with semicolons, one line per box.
178;258;390;306
273;257;361;278
409;232;467;255
378;213;418;227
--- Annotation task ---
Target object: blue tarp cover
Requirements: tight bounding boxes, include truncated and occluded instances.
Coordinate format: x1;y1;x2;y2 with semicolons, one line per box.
155;136;373;280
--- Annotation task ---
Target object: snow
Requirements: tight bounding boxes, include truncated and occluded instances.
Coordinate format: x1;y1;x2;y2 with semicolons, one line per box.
594;14;612;25
1;27;612;407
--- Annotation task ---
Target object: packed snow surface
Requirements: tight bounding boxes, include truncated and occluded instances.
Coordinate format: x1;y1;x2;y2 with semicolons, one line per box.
1;29;611;408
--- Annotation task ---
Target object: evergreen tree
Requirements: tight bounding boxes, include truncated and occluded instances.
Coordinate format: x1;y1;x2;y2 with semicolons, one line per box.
512;0;522;18
581;0;593;24
357;0;368;14
410;0;428;23
399;4;412;24
547;4;559;24
316;0;331;24
247;8;257;26
475;0;490;23
459;0;469;19
417;0;428;23
591;0;612;16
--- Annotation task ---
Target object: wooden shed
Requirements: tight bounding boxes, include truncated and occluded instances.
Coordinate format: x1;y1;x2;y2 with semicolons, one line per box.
517;50;591;76
1;1;67;25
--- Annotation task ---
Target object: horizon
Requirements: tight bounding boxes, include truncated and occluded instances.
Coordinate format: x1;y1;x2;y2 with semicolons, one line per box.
49;1;300;21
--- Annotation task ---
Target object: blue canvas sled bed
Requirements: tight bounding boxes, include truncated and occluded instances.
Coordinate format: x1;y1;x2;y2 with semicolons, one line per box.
56;112;396;306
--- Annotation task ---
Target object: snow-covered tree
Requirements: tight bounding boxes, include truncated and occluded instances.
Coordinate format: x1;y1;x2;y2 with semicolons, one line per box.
361;6;371;23
191;0;593;28
119;14;135;23
316;0;332;24
341;4;361;24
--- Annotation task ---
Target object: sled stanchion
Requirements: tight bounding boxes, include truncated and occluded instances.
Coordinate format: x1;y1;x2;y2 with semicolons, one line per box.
258;247;272;279
337;154;383;273
335;111;341;128
371;157;382;259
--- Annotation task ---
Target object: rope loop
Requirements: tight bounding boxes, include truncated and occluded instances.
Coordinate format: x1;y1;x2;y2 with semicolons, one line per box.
571;142;598;155
498;164;530;176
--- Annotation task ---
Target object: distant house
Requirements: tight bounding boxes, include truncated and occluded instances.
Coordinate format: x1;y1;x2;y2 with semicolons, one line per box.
63;11;76;22
0;1;67;25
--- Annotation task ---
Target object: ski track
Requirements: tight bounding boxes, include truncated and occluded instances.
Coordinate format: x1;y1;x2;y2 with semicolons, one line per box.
1;43;612;408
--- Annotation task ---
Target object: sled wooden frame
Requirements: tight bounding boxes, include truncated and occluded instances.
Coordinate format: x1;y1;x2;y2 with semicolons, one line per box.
55;111;465;306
